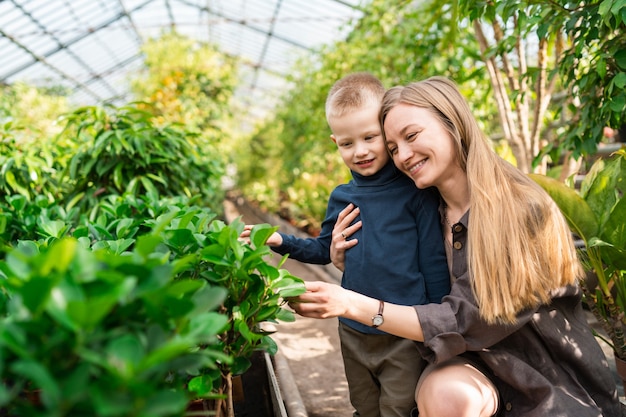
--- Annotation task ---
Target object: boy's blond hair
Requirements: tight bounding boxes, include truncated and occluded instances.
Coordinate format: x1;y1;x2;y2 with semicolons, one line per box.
325;72;385;123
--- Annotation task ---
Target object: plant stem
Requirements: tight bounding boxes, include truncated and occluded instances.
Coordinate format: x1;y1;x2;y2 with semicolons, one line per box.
225;373;235;417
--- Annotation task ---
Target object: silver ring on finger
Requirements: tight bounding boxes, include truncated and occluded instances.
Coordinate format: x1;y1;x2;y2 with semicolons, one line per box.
341;231;347;239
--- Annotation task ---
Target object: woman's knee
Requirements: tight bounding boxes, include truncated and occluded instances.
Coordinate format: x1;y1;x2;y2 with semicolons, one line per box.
416;363;498;417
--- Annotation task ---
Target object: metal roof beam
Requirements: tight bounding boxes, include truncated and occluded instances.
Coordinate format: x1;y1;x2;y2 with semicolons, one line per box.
164;0;176;30
250;0;283;91
7;0;119;96
0;28;103;100
116;0;145;44
176;0;314;51
77;53;144;104
330;0;365;11
0;0;155;81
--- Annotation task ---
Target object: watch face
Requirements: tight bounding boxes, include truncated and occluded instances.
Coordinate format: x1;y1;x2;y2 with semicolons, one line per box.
372;315;384;327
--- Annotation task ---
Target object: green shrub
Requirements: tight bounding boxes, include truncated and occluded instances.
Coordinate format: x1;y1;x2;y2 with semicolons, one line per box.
57;104;225;213
0;123;62;203
0;194;305;416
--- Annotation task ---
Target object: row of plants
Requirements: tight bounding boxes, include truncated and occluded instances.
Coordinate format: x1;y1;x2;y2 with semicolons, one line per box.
0;192;305;416
0;29;302;416
1;103;225;214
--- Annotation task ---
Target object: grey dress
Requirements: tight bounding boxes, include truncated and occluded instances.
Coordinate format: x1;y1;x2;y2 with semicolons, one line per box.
414;210;620;417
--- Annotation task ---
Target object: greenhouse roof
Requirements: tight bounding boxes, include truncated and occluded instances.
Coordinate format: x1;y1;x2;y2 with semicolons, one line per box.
0;0;364;126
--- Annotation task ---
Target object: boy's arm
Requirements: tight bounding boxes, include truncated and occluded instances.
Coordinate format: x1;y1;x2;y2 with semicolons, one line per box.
271;195;348;265
272;231;332;265
417;189;451;303
240;223;331;264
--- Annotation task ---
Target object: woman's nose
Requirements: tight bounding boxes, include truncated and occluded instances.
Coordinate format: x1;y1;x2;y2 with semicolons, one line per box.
396;143;412;161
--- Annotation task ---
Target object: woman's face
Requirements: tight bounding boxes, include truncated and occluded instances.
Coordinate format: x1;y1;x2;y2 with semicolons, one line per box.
383;103;458;190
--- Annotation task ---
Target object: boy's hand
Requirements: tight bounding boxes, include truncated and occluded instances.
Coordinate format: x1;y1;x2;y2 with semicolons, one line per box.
331;203;362;271
239;224;283;246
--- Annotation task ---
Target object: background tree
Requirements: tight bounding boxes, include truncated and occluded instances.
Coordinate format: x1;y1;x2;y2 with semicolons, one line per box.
460;0;566;173
235;0;626;230
0;84;70;201
461;0;626;175
130;31;239;139
557;0;626;156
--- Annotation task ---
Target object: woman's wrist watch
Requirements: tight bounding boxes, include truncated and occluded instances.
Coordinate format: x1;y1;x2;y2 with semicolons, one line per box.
372;300;384;328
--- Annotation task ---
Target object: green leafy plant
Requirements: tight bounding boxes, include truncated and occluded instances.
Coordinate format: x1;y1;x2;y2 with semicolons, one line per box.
531;149;626;360
558;0;626;156
0;123;61;202
0;194;82;245
0;194;305;417
0;236;230;417
57;104;225;213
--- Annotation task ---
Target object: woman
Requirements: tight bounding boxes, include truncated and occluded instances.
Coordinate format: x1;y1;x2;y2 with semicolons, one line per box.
289;77;620;417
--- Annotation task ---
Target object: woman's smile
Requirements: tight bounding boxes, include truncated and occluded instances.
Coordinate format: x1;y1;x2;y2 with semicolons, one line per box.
407;158;427;176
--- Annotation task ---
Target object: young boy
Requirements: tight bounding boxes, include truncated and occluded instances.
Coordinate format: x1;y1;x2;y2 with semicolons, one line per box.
244;73;450;417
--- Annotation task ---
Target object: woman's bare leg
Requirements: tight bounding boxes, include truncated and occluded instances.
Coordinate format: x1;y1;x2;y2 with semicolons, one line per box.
416;359;498;417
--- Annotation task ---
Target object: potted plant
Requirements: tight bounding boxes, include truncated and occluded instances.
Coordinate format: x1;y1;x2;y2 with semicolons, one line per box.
530;149;626;377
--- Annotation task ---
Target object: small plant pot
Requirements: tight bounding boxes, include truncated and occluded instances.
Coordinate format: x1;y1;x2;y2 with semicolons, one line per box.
186;351;288;417
234;351;288;417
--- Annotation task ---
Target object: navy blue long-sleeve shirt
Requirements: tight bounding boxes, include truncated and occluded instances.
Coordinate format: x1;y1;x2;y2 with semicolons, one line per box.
273;161;450;334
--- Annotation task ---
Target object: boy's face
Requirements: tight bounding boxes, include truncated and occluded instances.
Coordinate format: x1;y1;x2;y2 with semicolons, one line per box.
330;102;389;176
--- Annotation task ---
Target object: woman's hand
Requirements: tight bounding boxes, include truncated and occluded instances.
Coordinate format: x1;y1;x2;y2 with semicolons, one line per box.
289;281;425;341
288;281;353;319
331;204;362;271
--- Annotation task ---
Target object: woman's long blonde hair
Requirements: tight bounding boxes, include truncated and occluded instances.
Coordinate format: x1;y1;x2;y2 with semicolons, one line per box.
380;77;583;324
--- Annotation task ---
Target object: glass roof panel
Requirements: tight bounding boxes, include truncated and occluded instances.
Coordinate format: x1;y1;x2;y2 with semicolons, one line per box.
0;0;364;127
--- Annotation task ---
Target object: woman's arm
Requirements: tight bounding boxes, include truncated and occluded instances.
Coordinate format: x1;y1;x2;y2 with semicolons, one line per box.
290;281;425;341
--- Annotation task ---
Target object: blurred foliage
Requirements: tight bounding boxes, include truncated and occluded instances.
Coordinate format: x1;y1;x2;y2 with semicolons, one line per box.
55;104;224;213
0;83;68;140
130;31;239;151
0;123;61;203
235;0;493;231
0;31;238;215
0;85;69;202
235;0;626;231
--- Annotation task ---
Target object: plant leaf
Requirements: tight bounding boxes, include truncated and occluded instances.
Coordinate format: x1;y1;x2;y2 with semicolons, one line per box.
529;173;599;240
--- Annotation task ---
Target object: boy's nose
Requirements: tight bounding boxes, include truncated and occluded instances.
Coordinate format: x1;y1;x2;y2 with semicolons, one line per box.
355;142;369;157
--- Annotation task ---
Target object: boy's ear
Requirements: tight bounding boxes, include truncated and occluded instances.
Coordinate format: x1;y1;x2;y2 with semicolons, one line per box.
330;134;337;145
